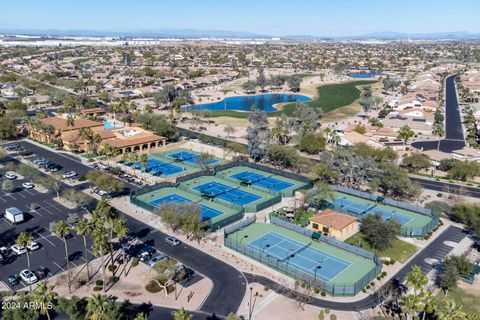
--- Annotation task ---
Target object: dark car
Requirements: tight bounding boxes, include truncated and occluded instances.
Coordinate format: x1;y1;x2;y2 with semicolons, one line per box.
137;246;156;262
34;266;49;279
45;163;62;172
8;274;19;287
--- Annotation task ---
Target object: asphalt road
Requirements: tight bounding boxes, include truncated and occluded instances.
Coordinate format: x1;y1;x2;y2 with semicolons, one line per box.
410;176;480;198
245;225;467;311
412;74;466;152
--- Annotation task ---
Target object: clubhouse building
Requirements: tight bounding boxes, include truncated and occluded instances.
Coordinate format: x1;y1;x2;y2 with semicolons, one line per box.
28;115;166;154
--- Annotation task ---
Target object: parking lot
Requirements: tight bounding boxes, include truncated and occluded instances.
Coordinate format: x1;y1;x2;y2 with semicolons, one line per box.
0;163;92;290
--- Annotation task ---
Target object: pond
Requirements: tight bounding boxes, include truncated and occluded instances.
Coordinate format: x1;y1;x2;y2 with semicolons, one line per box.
185;93;312;112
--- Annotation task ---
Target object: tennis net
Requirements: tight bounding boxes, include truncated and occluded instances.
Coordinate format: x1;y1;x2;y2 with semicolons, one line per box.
280;242;312;261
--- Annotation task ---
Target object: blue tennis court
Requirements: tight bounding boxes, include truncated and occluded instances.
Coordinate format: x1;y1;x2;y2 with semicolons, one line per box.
193;181;261;206
231;171;294;191
148;194;223;221
134;159;184;176
333;197;376;215
248;232;351;282
368;207;413;225
168;150;219;166
333;197;412;225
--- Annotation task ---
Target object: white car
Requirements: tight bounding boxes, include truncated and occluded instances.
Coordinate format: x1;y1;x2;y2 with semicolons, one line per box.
20;269;38;284
5;172;16;180
62;171;76;179
27;241;40;251
22;182;34;189
10;244;27;255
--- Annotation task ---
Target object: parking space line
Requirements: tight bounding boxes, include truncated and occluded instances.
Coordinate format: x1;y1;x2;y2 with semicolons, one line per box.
52;261;66;272
15;192;26;199
36;233;56;246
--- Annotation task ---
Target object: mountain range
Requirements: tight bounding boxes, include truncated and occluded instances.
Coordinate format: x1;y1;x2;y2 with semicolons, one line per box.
1;28;480;40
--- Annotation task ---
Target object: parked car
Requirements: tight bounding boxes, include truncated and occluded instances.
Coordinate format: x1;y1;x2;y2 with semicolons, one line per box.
147;253;167;267
20;269;38;284
33;158;48;166
5;143;19;151
8;274;19;287
137;246;156;262
5;172;16;180
33;266;49;279
45;163;61;172
62;170;77;179
165;236;181;246
27;241;40;251
10;244;27;255
22;182;34;189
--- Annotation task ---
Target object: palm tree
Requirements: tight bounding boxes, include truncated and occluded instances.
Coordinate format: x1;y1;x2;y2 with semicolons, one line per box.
79;127;94;151
128;152;139;176
76;219;93;280
433;123;445;151
52;220;72;292
420;289;435;320
406;265;428;297
86;294;111;320
113;219;129;276
16;231;34;292
134;312;148;320
92;225;109;292
401;294;422;320
32;282;57;320
172;307;193;320
224;125;236;138
139;153;149;181
435;300;467;320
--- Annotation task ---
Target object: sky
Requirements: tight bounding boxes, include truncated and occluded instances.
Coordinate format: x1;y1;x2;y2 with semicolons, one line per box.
1;0;480;36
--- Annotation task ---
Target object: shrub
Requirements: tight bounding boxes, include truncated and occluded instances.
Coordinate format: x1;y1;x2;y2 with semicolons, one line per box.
109;276;119;283
131;257;139;267
324;308;330;314
95;279;104;286
381;271;387;277
93;286;102;291
330;315;337;320
320;291;326;297
145;280;161;293
108;264;117;272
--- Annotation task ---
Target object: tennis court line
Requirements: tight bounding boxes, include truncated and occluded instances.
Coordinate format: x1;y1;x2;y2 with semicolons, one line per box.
251;232;352;281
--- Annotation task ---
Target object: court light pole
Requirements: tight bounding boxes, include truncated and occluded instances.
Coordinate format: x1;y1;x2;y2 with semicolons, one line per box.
239;235;248;252
260;243;270;263
314;265;322;284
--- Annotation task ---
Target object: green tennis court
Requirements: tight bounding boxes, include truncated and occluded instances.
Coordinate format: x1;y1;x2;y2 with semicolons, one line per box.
227;223;378;288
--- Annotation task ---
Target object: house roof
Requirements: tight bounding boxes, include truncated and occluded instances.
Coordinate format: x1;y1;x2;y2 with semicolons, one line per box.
310;209;358;230
42;116;103;131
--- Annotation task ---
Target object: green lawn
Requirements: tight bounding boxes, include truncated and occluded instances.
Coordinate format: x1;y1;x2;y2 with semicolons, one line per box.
202;80;377;118
345;232;418;263
282;79;378;115
434;287;480;316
